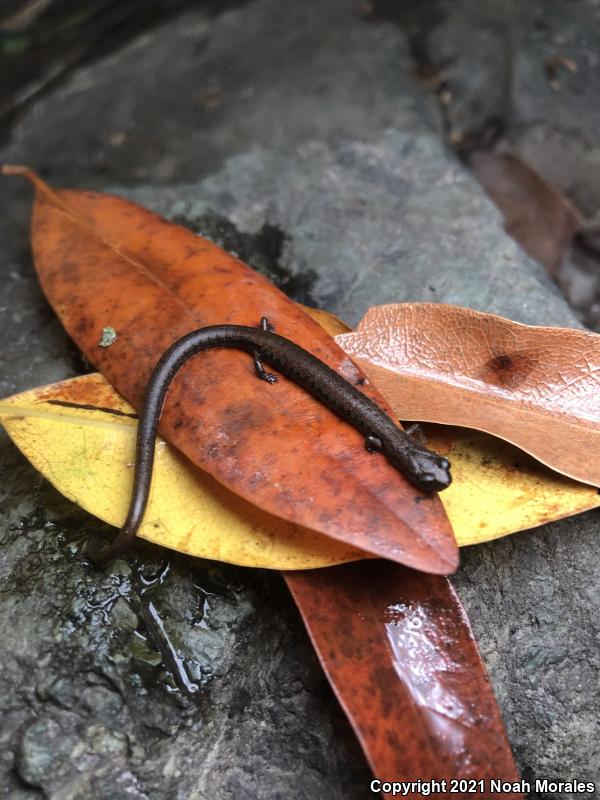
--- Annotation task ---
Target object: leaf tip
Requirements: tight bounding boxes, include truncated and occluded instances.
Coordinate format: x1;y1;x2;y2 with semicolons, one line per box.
444;549;460;575
1;165;52;198
1;164;35;179
403;537;459;577
2;164;79;220
430;549;460;577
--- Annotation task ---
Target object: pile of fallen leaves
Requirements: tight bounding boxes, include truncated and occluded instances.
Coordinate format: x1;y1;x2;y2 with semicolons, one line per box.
2;166;600;796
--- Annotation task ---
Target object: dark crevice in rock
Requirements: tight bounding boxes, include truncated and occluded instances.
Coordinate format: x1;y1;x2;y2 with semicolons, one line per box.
359;0;512;154
63;338;96;377
174;210;319;306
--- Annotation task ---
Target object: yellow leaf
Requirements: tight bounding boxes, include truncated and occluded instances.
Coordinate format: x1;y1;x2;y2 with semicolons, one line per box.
0;374;368;569
298;304;351;337
419;423;600;545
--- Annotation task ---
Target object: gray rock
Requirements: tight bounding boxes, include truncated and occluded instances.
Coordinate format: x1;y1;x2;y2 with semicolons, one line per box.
374;0;600;328
0;0;598;798
510;0;600;215
139;131;578;330
124;131;598;800
2;0;438;185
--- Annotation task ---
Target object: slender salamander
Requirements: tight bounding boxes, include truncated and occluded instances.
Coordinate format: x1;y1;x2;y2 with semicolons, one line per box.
87;318;451;563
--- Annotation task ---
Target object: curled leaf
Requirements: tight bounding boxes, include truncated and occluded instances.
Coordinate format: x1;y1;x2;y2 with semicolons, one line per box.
337;303;600;487
308;304;600;543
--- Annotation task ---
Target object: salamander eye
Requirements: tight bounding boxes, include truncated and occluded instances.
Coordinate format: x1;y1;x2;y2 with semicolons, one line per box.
438;458;450;470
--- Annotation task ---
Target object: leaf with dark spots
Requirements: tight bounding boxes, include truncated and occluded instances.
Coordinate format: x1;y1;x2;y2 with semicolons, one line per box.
481;353;538;390
2;165;457;575
337;303;600;486
285;563;523;794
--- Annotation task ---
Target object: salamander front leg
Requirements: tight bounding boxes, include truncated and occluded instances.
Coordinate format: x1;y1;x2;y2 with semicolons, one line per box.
365;434;383;453
254;316;278;383
259;316;275;333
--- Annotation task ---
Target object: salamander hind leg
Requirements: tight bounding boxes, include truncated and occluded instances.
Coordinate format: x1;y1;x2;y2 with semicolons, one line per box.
254;316;278;382
254;350;278;383
405;423;427;443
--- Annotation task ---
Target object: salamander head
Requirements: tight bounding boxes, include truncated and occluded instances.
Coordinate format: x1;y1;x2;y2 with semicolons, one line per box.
386;440;452;493
410;449;452;493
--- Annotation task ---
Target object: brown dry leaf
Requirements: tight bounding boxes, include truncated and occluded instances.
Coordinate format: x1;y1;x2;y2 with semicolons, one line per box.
306;305;600;543
471;150;583;275
336;303;600;488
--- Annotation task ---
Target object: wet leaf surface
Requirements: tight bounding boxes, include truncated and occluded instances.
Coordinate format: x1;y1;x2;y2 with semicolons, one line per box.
286;561;523;796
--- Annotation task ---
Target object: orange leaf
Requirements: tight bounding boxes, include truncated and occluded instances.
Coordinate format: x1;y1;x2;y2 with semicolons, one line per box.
3;166;457;574
286;563;523;794
336;303;600;487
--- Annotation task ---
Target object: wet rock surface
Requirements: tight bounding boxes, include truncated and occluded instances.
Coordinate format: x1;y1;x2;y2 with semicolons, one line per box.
0;0;599;798
0;453;368;799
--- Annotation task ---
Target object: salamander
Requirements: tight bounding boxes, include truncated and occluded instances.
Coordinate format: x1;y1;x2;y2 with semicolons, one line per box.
87;318;451;563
